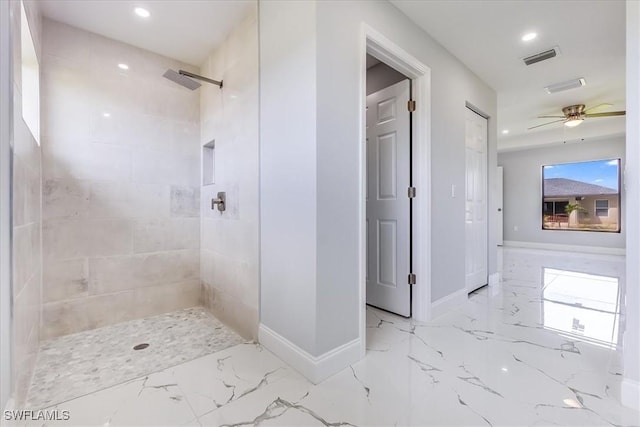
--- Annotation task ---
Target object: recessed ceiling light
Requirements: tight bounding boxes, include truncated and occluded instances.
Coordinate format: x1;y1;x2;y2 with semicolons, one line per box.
502;129;509;135
501;367;509;372
522;32;537;42
134;7;151;18
103;112;111;118
118;63;129;70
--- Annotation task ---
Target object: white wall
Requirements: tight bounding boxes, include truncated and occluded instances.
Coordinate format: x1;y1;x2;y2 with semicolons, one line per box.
260;0;318;355
200;4;259;339
260;0;497;364
623;0;640;410
498;136;626;250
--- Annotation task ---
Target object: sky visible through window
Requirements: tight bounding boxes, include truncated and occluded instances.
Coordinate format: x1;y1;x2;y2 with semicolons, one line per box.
543;159;619;191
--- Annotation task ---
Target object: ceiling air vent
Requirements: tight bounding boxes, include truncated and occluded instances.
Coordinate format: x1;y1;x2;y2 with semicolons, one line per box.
545;78;586;94
522;46;561;66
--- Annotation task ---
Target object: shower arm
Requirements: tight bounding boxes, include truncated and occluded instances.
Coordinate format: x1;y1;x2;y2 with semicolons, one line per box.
178;70;223;88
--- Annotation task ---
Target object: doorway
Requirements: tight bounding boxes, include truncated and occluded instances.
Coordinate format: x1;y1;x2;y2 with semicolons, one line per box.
359;29;433;358
365;57;411;317
465;106;489;293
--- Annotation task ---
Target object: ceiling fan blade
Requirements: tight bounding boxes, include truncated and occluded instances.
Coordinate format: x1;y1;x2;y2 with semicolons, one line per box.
528;119;565;130
537;115;565;118
584;103;613;113
585;111;626;118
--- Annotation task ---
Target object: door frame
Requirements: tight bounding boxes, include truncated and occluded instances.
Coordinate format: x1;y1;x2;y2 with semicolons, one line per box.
497;166;503;246
359;24;432;356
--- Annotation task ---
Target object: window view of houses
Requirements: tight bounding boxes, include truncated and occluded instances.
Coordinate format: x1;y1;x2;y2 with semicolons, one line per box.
542;159;621;232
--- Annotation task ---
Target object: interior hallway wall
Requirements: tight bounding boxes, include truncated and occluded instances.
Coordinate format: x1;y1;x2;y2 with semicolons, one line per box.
200;4;259;339
9;0;43;407
40;19;201;340
260;0;497;361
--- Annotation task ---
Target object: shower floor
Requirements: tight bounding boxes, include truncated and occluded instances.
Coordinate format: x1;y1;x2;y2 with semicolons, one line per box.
25;307;244;410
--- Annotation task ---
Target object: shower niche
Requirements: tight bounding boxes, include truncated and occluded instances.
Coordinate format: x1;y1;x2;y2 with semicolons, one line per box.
203;139;215;185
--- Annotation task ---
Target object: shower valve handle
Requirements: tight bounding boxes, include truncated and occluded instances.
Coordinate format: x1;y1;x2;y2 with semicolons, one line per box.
212;192;226;212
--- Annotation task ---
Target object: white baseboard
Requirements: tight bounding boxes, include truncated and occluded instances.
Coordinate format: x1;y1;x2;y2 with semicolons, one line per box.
488;272;501;296
622;378;640;410
430;288;468;320
258;324;361;384
503;240;625;256
488;272;500;286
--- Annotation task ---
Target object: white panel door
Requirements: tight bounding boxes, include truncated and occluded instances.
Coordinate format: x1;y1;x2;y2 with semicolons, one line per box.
366;79;411;317
465;107;488;293
497;166;504;246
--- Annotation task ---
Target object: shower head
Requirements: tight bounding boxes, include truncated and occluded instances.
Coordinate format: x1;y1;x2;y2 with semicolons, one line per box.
163;69;201;90
163;69;223;90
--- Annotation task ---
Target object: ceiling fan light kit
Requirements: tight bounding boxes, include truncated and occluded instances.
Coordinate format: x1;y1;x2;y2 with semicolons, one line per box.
564;118;584;127
528;103;626;130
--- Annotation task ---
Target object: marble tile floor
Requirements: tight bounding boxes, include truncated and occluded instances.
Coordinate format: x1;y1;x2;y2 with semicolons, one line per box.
8;248;640;426
24;307;244;410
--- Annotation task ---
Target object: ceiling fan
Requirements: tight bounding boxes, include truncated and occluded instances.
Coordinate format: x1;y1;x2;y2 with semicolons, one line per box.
528;103;626;130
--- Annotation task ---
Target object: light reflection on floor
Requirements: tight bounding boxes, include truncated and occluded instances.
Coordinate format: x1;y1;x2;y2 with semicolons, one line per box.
542;267;621;348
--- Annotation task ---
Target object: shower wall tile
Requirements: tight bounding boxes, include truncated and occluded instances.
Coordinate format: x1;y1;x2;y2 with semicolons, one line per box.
12;223;41;298
89;249;199;294
132;148;199;186
87;182;170;219
43;218;133;260
40;18;200;340
42;178;90;220
133;218;200;253
201;283;258;340
10;0;43;407
41;280;201;340
42;139;132;182
200;5;259;340
43;258;89;303
170;185;200;217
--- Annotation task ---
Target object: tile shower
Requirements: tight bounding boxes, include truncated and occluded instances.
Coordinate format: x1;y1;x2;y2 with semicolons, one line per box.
9;2;260;410
40;19;201;339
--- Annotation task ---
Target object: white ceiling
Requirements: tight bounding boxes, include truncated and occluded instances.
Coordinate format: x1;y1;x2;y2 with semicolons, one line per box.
39;0;254;66
39;0;626;151
391;0;626;151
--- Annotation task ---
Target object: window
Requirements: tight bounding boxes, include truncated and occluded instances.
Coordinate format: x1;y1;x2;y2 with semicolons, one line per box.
542;159;620;233
20;0;40;145
595;200;609;217
543;201;569;217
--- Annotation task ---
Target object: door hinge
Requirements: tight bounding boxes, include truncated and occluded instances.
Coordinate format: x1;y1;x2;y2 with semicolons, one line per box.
408;273;416;285
408;187;416;198
408;100;416;112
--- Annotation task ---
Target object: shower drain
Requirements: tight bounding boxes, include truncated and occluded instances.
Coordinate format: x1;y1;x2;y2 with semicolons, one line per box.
133;343;149;351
